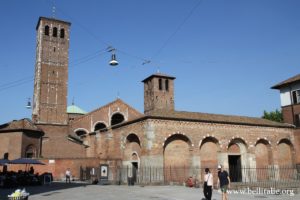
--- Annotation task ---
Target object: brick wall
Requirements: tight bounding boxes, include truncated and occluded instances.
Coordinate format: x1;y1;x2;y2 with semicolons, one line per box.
0;132;22;159
282;105;300;126
109;118;296;168
37;124;86;158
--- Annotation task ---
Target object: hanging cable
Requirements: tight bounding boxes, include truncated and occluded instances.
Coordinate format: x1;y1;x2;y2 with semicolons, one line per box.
42;0;150;65
150;0;203;61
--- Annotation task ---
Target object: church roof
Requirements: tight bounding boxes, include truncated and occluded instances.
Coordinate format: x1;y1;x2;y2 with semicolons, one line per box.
36;16;71;30
271;74;300;89
148;110;293;128
113;110;293;129
0;118;44;134
67;105;87;114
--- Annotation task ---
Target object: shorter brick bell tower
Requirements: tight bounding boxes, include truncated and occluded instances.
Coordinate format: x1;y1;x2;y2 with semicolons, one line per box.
142;73;175;115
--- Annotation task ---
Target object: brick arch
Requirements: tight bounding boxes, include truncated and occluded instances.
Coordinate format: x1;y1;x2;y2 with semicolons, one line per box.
110;111;126;126
199;136;220;169
163;133;193;164
25;144;37;158
123;133;141;161
255;137;272;146
277;138;295;166
126;133;141;147
163;133;193;183
93;121;108;132
199;136;221;149
163;133;193;150
227;137;248;177
255;139;273;169
74;128;89;137
227;137;248;154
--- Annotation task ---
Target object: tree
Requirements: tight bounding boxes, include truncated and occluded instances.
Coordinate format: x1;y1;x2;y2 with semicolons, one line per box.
262;109;283;123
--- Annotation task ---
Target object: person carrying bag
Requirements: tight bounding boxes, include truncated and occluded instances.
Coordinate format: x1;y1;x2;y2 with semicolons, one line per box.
203;168;213;200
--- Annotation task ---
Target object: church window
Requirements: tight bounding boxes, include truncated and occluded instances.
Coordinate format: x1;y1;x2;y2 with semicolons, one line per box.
292;90;300;104
94;122;107;132
111;113;125;126
60;28;65;38
75;130;87;137
53;27;58;37
159;79;162;90
45;25;49;36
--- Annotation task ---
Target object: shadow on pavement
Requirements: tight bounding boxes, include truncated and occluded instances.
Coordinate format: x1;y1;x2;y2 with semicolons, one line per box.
0;182;90;200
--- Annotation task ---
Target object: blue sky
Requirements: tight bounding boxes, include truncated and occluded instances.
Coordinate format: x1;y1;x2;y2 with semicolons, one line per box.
0;0;299;124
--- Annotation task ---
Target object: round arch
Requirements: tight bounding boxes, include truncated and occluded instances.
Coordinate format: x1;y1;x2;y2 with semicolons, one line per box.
126;133;141;147
123;133;142;161
94;121;108;132
74;128;89;137
255;138;273;169
111;112;125;126
163;133;193;183
227;138;248;154
277;138;295;166
227;137;248;182
199;136;220;168
25;144;37;158
163;133;192;151
199;136;221;150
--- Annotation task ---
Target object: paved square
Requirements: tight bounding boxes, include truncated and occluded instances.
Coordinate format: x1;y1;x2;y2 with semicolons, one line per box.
0;182;298;200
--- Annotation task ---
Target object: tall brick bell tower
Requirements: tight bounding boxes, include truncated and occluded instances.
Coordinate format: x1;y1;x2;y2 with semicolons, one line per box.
142;73;176;115
32;17;71;124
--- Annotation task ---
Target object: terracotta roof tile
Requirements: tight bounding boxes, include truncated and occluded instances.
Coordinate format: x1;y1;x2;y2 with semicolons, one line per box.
148;110;293;128
0;118;42;132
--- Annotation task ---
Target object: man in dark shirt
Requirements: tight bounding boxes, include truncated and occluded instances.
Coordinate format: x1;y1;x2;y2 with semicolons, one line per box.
217;165;230;200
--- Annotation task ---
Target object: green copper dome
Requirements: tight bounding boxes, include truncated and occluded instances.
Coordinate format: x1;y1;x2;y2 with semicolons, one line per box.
67;105;87;114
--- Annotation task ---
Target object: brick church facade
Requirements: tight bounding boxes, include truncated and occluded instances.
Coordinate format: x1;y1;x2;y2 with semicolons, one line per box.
1;17;299;182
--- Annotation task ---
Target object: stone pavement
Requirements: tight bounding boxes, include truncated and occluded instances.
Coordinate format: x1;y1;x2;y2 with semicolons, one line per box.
0;182;299;200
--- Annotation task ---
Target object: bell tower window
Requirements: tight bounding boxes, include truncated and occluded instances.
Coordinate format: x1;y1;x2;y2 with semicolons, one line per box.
45;25;49;36
60;28;65;38
159;79;162;90
53;27;58;37
165;79;169;91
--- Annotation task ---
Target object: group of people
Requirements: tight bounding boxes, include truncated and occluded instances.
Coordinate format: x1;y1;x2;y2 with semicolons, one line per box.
0;167;42;188
202;164;230;200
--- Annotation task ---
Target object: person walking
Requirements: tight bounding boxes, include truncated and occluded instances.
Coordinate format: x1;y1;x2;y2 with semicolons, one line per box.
65;168;71;183
217;165;230;200
203;168;213;200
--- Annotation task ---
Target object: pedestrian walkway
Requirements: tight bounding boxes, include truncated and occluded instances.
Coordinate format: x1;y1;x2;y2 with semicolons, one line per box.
0;182;298;200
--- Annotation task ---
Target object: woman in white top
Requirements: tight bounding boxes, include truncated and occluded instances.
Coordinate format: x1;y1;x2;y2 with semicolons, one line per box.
203;168;213;200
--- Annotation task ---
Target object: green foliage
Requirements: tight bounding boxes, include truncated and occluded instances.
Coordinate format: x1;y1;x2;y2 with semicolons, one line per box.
262;109;283;122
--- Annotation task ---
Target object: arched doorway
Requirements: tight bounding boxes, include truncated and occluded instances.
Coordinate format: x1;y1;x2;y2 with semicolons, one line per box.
124;133;141;183
227;138;248;182
163;134;192;183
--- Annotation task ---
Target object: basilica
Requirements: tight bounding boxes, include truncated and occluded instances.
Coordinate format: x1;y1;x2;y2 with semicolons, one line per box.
0;16;299;183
